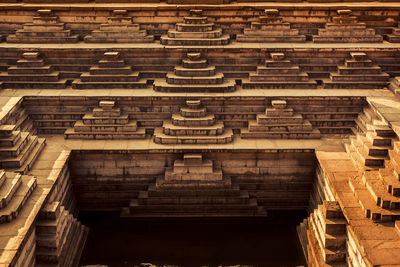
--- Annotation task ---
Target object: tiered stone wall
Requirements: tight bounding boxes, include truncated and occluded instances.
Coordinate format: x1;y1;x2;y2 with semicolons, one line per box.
69;150;316;211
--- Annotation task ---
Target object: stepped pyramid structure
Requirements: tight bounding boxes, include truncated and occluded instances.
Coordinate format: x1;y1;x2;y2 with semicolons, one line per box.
323;52;390;89
343;108;400;222
0;125;45;173
160;9;230;46
65;100;146;139
84;10;154;43
241;100;321;139
242;53;317;89
237;9;306;43
154;99;233;144
313;9;383;43
153;52;236;92
0;170;37;224
7;9;78;43
121;154;266;217
36;201;88;266
72;52;147;89
0;52;68;89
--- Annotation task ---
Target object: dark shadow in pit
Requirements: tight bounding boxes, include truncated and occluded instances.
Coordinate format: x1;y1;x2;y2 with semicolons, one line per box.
78;211;307;267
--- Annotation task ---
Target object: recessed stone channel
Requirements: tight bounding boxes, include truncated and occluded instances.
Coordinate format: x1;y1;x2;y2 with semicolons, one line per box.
66;150;316;265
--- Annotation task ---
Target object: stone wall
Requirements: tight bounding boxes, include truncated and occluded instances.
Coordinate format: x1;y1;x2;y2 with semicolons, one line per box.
69;150;316;211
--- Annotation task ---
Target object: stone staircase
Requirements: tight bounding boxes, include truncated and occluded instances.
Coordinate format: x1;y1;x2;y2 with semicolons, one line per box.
0;52;68;89
241;100;321;139
237;9;306;43
322;52;389;89
242;53;318;89
84;9;154;43
0;125;45;174
64;100;146;139
7;9;78;43
72;51;147;89
313;9;383;43
153;52;236;93
347;106;396;170
121;154;266;217
0;170;37;224
153;99;234;144
306;201;347;266
160;9;230;46
35;201;89;267
344;107;400;222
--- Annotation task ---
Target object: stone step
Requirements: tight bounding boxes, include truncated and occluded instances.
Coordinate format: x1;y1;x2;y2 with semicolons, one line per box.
337;66;382;75
73;120;138;133
166;72;223;84
242;78;318;89
155;177;234;190
330;73;390;82
317;28;378;37
345;60;374;68
7;35;79;43
350;137;386;167
176;23;214;32
313;36;383;43
180;107;207;118
322;78;388;89
0;136;39;169
241;128;321;139
174;66;216;77
82;114;129;125
256;66;300;74
362;171;400;210
64;127;146;140
160;35;230;46
183;16;208;24
84;35;154;43
257;114;304;124
182;59;208;69
0;175;36;224
250;73;309;82
7;65;53;75
356;135;390;157
374;125;397;137
0;132;30;158
0;132;21;147
0;172;21;209
19;24;65;31
153;79;236;92
168;29;222;39
72;79;147;89
162;120;225;136
148;187;242;198
89;66;132;75
1;79;68;89
248;120;313;132
80;72;140;82
14;30;73;38
0;72;61;82
153;127;234;144
366;131;393;147
137;190;250;205
348;175;400;222
171;113;215;126
379;166;400;197
127;198;262;215
236;34;306;43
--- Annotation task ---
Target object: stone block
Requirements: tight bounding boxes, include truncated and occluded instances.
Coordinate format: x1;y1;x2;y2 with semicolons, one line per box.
265;9;279;17
271;53;285;61
337;9;352;16
99;100;115;110
183;154;203;165
22;52;40;60
271;100;287;109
